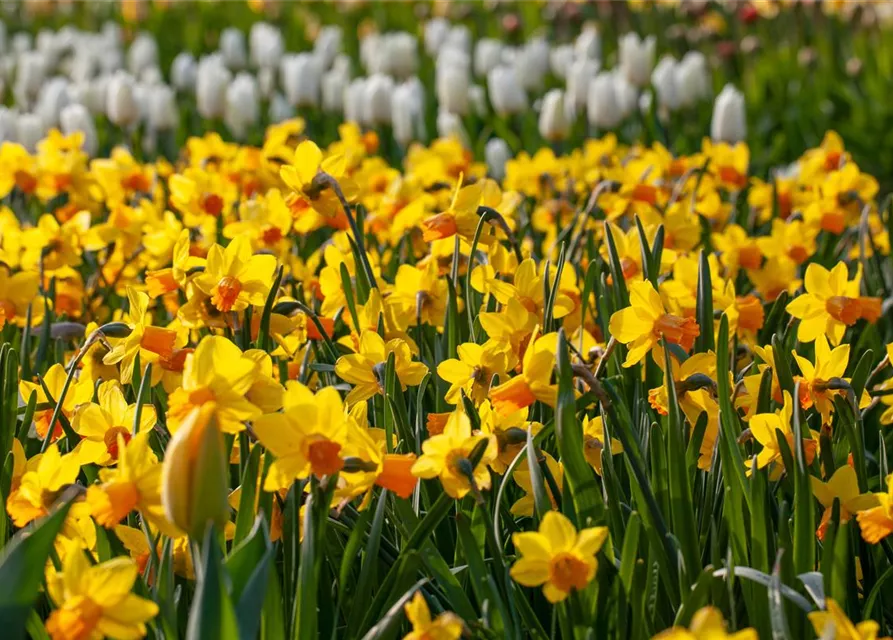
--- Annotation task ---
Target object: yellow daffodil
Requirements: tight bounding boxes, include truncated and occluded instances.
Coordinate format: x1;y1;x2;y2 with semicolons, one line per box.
793;334;869;425
193;236;277;314
489;330;558;416
19;363;94;443
857;474;893;544
437;340;514;405
402;592;463;640
511;451;562;516
510;511;609;603
654;606;757;640
582;415;623;475
747;391;817;476
811;465;878;540
72;380;157;465
335;331;428;406
809;599;890;640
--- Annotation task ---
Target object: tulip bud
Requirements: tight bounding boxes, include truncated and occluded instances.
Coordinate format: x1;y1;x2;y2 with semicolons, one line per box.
321;60;350;114
170;52;197;93
586;71;622;130
468;85;487;117
444;25;472;57
60;103;97;156
710;83;746;143
675;51;710;108
343;77;367;125
392;78;425;146
487;65;527;116
281;53;322;108
16;112;45;152
106;71;138;127
35;77;70;129
196;55;231;120
567;58;599;111
250;22;283;70
424;18;450;56
436;58;470;116
383;32;419;79
515;37;550;91
651;55;680;111
437;110;469;147
127;32;158;76
474;38;503;78
0;107;17;144
14;51;46;109
224;72;259;140
613;70;639;118
219;27;247;71
149;84;178;131
538;89;572;142
575;24;601;61
161;404;230;540
549;45;575;80
364;73;394;125
269;92;295;124
618;33;656;87
313;25;342;70
485;137;511;181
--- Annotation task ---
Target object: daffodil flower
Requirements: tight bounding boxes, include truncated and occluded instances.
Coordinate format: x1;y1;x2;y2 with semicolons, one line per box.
402;592;463;640
811;466;878;541
193;235;277;314
335;331;428;406
809;599;886;640
654;606;757;640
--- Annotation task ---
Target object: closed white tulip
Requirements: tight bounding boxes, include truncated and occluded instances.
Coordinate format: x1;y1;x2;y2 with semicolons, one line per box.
364;73;394;125
60;103;97;156
219;28;247;70
321;62;350;114
538;89;572;142
128;32;158;76
170;52;197;93
424;18;450;56
587;71;622;129
549;45;575;79
651;56;680;110
148;84;178;131
437;110;469;147
515;37;550;91
485;137;511;181
196;56;231;119
487;65;527;116
0;107;17;143
224;72;259;140
675;51;711;107
14;51;46;109
269;92;295;124
474;39;503;78
575;24;601;61
392;78;425;146
618;33;656;88
613;70;639;119
281;53;322;108
710;84;746;143
16;112;44;151
106;71;138;127
314;26;342;70
343;77;367;125
567;58;599;111
436;63;470;116
250;23;283;69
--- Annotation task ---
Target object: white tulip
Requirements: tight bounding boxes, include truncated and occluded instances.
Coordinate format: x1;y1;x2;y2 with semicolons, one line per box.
256;67;275;101
487;65;527;116
515;37;550;91
538;89;571;142
444;25;472;56
148;84;178;131
16;112;44;151
675;51;710;107
269;92;295;124
436;110;468;147
224;72;259;140
567;58;599;111
364;73;394;125
383;32;418;79
106;71;138;127
468;85;487;117
651;56;679;110
140;66;163;86
343;77;367;125
392;78;425;146
549;45;575;79
613;70;639;118
424;18;450;56
219;27;246;70
474;39;503;78
485;137;511;181
60;103;97;155
314;25;342;70
587;71;622;129
13;51;46;109
35;76;70;129
436;63;470;116
618;33;656;88
170;52;197;93
281;53;322;108
710;84;746;143
575;25;601;61
196;56;231;119
0;106;17;143
250;23;283;69
11;33;32;56
321;62;350;114
128;33;158;76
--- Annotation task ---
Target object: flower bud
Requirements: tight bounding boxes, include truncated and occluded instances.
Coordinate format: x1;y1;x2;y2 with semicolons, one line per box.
0;107;17;144
269;92;295;124
613;70;639;118
313;25;342;70
16;112;44;152
436;59;470;115
105;71;139;127
567;58;599;111
127;32;158;76
618;33;656;87
161;404;230;540
219;27;247;71
343;77;367;125
474;38;503;78
444;25;472;57
538;89;572;142
575;24;601;61
675;51;710;107
321;61;350;114
364;73;394;125
170;52;197;93
60;103;97;156
250;22;283;70
149;84;179;131
485;137;511;182
424;18;450;56
515;37;550;91
281;53;322;108
710;83;746;143
224;72;259;140
383;32;419;79
196;55;231;120
487;65;527;116
549;45;575;80
35;77;70;129
13;51;46;109
392;78;425;146
651;55;680;111
587;71;622;130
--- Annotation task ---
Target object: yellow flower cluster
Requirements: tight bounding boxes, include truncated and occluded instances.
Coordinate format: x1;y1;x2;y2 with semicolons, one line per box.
2;118;892;638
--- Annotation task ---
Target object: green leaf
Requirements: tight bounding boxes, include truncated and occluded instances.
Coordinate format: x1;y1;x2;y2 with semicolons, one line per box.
695;250;715;353
0;493;75;637
358;578;428;640
791;382;815;575
347;489;389;635
456;513;507;634
256;265;284;351
768;550;793;640
525;429;551;524
227;517;274;640
233;444;262;545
